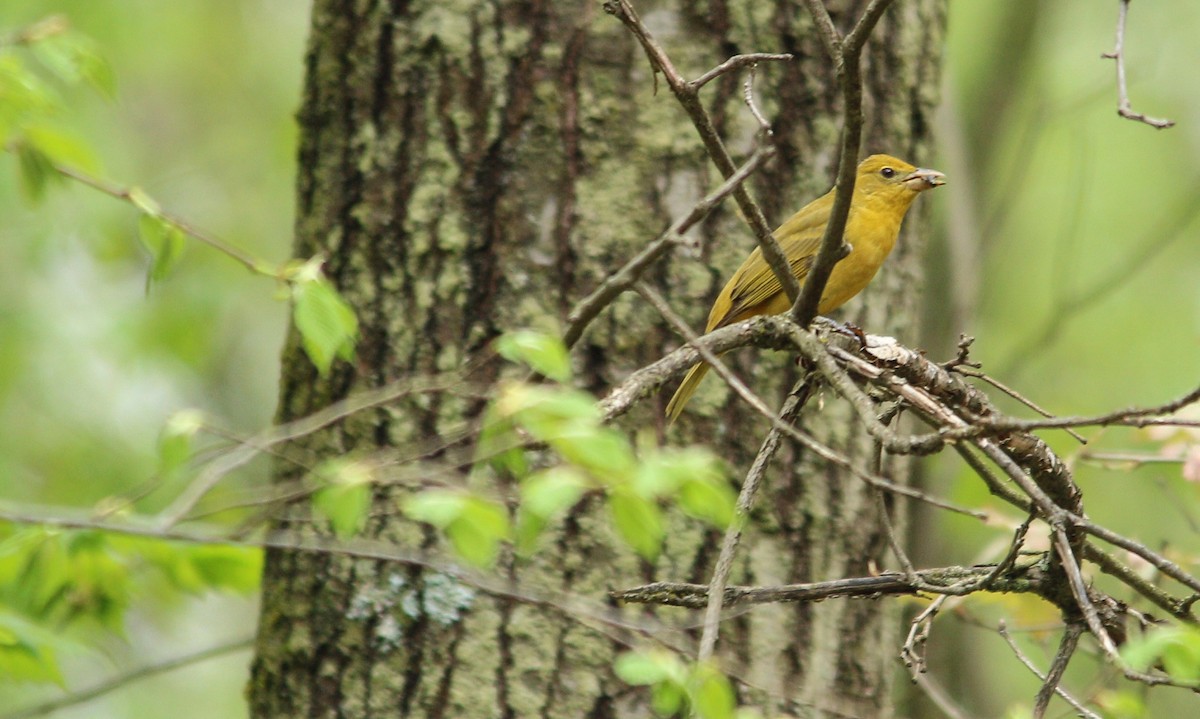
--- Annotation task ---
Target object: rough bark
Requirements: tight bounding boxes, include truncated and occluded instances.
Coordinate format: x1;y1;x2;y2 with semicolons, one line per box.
248;1;946;717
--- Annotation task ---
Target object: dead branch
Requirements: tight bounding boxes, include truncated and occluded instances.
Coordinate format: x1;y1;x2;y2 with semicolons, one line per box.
1101;0;1174;129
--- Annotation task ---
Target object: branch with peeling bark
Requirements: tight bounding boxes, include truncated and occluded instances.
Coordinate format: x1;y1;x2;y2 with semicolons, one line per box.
601;311;1200;701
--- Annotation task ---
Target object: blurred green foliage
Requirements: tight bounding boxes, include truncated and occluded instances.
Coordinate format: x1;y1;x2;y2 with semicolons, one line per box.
404;330;734;567
0;2;308;717
919;2;1200;717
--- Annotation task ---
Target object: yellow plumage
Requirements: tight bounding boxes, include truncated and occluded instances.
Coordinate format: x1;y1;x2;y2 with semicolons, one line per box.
665;154;945;422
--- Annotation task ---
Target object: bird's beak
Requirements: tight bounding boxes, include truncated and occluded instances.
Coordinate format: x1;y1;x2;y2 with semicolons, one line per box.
902;168;946;191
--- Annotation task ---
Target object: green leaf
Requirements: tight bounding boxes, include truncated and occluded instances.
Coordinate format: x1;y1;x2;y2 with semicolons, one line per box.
24;125;98;172
609;488;663;560
0;610;65;685
630;448;732;528
521;467;588;518
678;475;735;529
138;213;187;286
689;663;735;719
1096;689;1146;719
651;682;686;716
14;141;55;202
614;650;683;686
446;498;510;568
475;406;527;478
291;275;359;376
514;467;589;555
312;483;371;539
404;490;468;528
496;330;571;382
157;409;205;478
311;461;376;539
496;383;600;432
513;510;546;556
184;546;262;593
405;492;509;567
632;447;721;497
1162;639;1200;682
1122;625;1200;681
550;427;636;480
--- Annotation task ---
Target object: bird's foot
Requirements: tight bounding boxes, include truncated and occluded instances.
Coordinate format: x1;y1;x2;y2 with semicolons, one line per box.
818;317;869;350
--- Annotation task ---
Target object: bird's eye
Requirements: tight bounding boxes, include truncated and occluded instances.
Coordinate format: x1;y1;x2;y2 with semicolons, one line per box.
880;167;896;179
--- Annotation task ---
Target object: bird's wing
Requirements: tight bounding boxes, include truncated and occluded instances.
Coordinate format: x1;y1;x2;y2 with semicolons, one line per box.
716;203;830;327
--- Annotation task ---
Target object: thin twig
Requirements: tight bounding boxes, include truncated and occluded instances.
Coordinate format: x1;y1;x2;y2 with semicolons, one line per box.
692;53;793;90
938;383;1200;439
697;377;812;661
901;595;947;678
0;506;713;656
981;514;1034;589
791;0;897;326
954;366;1087;444
562;146;774;349
1083;542;1186;619
616;563;1042;608
0;637;254;719
1101;0;1174;129
997;620;1101;719
741;63;772;134
1033;623;1087;719
156;372;466;528
1078;451;1184;467
635;282;782;423
603;0;801;303
912;672;973;719
609;314;984;519
52;163;270;275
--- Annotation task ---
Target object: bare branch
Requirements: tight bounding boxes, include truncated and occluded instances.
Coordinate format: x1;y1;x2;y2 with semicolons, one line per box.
1101;0;1174;129
697;377;812;662
901;595;946;679
791;0;897;326
953;366;1087;444
1084;542;1186;619
912;672;974;719
616;563;1045;608
1035;623;1086;719
562;145;774;348
937;383;1200;440
52;163;270;275
0;637;254;719
741;63;772;134
603;0;801;303
693;53;793;91
998;621;1100;719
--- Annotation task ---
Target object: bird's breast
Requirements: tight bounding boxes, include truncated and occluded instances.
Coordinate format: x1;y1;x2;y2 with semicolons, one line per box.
816;210;902;313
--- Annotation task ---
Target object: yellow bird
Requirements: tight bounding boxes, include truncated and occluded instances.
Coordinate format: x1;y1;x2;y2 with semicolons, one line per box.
665;154;945;422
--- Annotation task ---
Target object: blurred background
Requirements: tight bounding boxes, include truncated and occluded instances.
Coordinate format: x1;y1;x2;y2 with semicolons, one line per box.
1;1;1198;716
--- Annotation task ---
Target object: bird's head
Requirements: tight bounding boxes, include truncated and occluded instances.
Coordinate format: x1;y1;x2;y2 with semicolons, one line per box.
854;154;945;205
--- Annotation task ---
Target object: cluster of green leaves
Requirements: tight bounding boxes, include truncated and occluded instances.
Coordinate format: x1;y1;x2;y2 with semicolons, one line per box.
0;14;110;201
616;650;758;719
0;525;260;683
1123;624;1200;684
2;15;358;379
0;19;312;690
391;330;734;566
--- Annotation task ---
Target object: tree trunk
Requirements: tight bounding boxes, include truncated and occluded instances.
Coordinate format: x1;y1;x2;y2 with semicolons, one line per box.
247;1;945;717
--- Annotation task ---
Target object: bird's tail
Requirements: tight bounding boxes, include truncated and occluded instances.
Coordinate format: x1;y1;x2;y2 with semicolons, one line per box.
665;361;711;424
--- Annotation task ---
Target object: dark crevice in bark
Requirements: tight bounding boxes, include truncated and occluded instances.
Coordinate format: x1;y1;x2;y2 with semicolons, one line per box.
428;618;469;719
